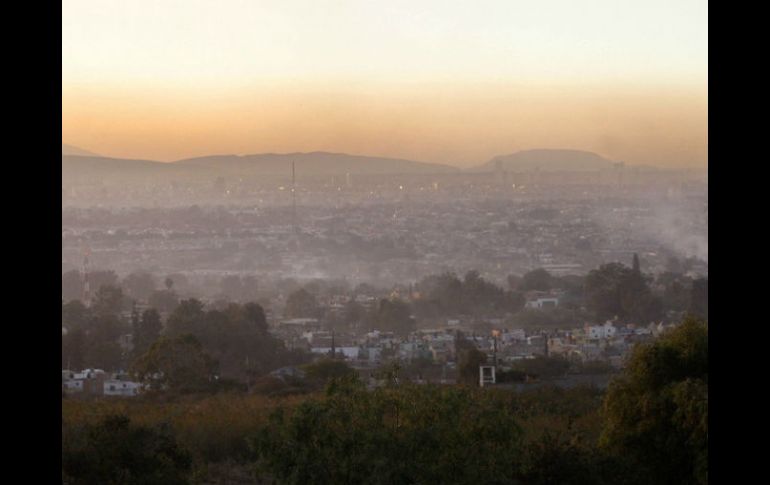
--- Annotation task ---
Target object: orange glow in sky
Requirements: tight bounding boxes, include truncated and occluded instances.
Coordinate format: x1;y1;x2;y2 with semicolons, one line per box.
63;1;707;168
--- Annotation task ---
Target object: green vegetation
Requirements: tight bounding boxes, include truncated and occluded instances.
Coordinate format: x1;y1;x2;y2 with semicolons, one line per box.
413;271;524;318
302;359;357;384
455;332;488;386
62;414;191;485
601;316;708;485
131;335;217;393
368;298;416;336
584;262;662;323
61;265;707;484
509;356;571;379
251;383;525;484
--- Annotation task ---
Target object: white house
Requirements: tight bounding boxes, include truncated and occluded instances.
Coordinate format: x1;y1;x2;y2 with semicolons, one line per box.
62;371;84;394
103;379;142;397
525;297;560;309
585;322;617;339
310;346;360;360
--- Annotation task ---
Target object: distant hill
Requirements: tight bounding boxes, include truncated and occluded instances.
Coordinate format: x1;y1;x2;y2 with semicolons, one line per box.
63;151;458;185
474;149;616;172
63;155;171;173
62;155;208;185
174;151;459;175
62;143;101;157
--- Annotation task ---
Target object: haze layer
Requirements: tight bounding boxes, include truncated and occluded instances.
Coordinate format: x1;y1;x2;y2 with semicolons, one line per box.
63;1;708;168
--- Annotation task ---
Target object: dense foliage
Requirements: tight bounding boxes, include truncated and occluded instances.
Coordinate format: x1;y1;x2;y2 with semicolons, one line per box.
131;334;217;392
601;316;708;485
251;382;525;485
249;381;645;485
413;271;525;318
165;300;303;381
62;414;191;485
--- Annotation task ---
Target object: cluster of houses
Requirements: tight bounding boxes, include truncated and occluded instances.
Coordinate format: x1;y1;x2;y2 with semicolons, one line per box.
62;369;142;397
276;316;675;371
62;314;675;398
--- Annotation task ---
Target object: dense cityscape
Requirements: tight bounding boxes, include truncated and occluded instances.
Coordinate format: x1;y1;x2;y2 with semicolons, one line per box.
62;2;707;483
62;158;707;484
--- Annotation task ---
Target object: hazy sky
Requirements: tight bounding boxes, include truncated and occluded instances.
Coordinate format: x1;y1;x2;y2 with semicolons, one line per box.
62;0;707;168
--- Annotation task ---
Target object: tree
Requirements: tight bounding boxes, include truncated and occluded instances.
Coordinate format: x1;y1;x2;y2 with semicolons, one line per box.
302;359;357;384
90;285;125;317
425;272;464;314
371;298;415;337
658;273;692;313
461;270;520;314
165;299;206;336
520;268;554;292
132;334;217;392
665;256;684;274
165;300;295;382
88;270;120;293
584;263;624;319
689;278;708;320
84;340;124;372
284;288;320;319
62;299;88;331
133;309;163;359
83;313;126;370
242;301;270;334
62;414;191;485
600;317;707;485
343;300;366;328
455;334;487;386
217;302;290;380
510;355;570;379
62;327;86;370
251;384;524;484
584;263;661;324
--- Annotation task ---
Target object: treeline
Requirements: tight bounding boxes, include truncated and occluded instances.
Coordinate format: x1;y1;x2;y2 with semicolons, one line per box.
63;256;708;341
62;317;708;485
62;288;308;387
413;270;526;317
62;269;267;307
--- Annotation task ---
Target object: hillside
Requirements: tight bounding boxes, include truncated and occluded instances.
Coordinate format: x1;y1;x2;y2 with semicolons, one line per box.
62;143;101;157
174;151;459;175
475;149;616;172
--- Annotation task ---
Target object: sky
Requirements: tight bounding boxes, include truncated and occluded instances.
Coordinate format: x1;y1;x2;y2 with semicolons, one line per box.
62;0;708;168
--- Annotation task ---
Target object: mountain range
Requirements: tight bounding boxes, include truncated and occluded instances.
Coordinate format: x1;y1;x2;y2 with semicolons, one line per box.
63;144;629;180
